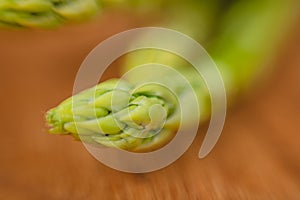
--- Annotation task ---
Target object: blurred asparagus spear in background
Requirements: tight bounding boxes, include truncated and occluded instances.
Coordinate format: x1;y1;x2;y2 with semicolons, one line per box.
44;0;298;151
0;0;160;28
0;0;180;28
0;0;103;28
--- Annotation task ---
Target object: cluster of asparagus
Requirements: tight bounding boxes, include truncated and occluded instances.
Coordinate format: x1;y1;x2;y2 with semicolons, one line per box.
40;1;297;151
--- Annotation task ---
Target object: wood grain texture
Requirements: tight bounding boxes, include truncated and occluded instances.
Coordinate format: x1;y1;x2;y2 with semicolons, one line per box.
0;12;300;200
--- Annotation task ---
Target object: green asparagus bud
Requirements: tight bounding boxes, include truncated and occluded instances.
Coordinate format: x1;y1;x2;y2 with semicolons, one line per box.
0;0;101;28
46;78;181;152
0;0;170;28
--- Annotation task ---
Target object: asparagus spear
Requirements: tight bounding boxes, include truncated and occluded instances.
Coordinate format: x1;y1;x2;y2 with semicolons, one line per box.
0;0;171;28
46;0;296;152
0;0;101;28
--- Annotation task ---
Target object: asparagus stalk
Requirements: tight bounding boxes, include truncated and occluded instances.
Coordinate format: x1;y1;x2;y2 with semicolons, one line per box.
208;0;298;95
46;0;296;152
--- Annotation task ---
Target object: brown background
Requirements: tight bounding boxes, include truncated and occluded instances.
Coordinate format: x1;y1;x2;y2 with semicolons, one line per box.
0;11;300;199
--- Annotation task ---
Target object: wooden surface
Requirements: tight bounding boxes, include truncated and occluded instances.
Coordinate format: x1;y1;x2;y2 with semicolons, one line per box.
0;13;300;200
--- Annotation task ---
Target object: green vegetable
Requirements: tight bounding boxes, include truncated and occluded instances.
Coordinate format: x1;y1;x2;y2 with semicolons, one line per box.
0;0;101;28
0;0;171;28
46;0;296;151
